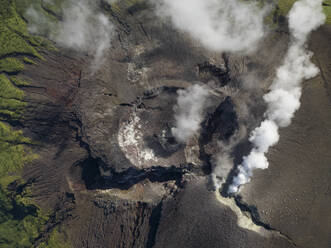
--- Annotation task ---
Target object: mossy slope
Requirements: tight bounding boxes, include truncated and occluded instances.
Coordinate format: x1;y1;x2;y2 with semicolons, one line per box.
0;0;42;59
0;0;69;247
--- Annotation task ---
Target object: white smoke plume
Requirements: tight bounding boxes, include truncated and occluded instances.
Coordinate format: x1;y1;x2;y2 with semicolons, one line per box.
172;85;210;143
212;125;248;189
162;0;269;143
27;0;114;72
153;0;269;53
228;0;326;194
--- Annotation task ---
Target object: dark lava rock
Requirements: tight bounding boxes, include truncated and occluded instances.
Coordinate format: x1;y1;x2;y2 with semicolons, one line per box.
16;1;331;248
201;96;239;144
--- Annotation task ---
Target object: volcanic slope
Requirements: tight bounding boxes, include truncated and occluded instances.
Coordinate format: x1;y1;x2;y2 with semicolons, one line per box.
0;0;330;248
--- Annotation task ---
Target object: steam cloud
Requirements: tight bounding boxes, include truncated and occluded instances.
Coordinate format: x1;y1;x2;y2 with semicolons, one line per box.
172;85;210;143
27;0;114;72
154;0;268;53
162;0;269;143
228;0;326;193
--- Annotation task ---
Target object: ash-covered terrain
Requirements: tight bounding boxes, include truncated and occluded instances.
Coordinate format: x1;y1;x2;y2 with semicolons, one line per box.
0;0;331;247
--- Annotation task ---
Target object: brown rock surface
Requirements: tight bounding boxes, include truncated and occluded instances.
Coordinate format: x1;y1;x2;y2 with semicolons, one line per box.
239;26;331;248
17;2;331;247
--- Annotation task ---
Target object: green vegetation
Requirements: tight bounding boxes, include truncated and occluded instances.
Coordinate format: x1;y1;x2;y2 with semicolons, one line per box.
278;0;331;24
0;122;35;176
323;0;331;24
0;24;40;58
23;57;35;64
0;120;47;248
0;1;69;247
277;0;297;15
10;76;30;87
39;0;65;18
39;228;71;248
0;74;26;120
0;122;43;247
0;74;25;101
0;58;24;73
0;0;42;58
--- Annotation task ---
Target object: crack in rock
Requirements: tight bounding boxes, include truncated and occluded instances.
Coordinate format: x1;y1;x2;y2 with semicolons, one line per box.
215;191;297;247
